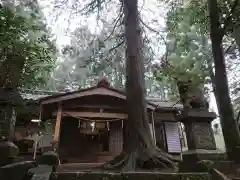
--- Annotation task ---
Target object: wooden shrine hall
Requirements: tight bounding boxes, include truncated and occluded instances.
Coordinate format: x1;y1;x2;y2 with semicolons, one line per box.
39;79;182;163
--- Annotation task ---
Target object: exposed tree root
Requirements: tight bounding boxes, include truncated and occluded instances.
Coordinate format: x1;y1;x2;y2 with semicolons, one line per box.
99;116;180;171
101;148;178;171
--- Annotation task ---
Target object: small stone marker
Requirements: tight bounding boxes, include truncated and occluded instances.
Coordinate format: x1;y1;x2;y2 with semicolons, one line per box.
27;151;60;180
29;165;53;180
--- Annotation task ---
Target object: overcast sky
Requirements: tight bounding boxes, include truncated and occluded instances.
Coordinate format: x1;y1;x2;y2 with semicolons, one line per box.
39;0;167;49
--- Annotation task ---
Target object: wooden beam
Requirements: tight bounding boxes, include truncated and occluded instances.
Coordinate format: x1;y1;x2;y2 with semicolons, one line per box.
154;112;177;122
63;104;124;110
53;103;62;143
39;104;42;120
52;111;127;119
40;87;156;110
64;104;155;111
41;87;125;104
150;111;156;145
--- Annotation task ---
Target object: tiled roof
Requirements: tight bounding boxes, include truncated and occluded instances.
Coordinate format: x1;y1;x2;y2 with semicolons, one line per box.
146;98;182;109
20;90;182;109
20;93;51;100
20;90;63;101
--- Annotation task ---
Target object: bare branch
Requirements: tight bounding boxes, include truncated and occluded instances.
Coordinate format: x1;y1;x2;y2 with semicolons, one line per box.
222;0;239;34
224;40;236;54
109;39;125;52
139;18;158;33
139;18;169;62
80;0;100;15
139;0;145;13
139;18;167;46
104;2;124;41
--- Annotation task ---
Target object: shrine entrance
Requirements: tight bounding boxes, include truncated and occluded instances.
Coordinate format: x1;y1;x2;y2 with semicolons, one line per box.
39;79;157;164
58;117;123;163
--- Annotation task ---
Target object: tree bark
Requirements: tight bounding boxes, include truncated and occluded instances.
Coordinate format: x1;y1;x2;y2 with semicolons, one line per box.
0;52;25;142
3;105;17;141
103;0;177;171
208;62;222;115
123;0;150;153
208;0;240;160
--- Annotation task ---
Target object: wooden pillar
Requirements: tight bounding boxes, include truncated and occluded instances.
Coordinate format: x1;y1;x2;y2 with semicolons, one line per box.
150;111;157;145
53;103;62;150
38;104;42;126
151;111;156;145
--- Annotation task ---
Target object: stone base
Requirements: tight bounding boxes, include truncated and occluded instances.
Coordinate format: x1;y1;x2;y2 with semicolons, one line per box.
230;146;240;163
180;149;227;172
0;141;19;166
51;172;211;180
37;151;60;166
182;149;227;161
179;110;217;150
178;110;217;122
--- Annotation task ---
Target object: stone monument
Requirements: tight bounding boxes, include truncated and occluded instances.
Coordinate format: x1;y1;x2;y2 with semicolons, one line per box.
177;81;224;172
179;110;224;172
0;136;19;166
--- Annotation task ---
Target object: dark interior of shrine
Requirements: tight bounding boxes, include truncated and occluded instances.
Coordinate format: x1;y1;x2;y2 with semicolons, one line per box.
58;117;118;163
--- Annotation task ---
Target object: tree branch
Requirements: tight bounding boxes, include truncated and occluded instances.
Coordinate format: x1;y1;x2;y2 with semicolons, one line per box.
109;39;125;52
236;109;240;125
139;18;169;59
80;0;101;15
104;2;124;41
222;0;239;34
224;40;236;54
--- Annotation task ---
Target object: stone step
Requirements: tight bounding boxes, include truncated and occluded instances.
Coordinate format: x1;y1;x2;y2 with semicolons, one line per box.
220;165;240;179
56;163;104;172
211;161;240;180
213;160;235;174
235;168;240;177
51;172;211;180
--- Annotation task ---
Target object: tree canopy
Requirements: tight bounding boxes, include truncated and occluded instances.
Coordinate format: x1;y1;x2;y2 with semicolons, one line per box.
0;0;56;90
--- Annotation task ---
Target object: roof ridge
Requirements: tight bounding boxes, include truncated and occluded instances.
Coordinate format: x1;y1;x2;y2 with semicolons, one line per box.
146;98;174;102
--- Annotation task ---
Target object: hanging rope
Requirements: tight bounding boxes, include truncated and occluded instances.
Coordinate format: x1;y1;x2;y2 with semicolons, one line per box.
62;112;123;122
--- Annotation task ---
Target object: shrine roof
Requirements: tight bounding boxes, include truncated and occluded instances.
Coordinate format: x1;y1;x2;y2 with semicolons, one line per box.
39;79;127;103
34;79;182;110
39;80;158;110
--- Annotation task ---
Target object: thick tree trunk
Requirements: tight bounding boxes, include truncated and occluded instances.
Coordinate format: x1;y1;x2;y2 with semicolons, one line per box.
103;0;177;171
208;0;240;160
0;88;20;141
0;52;25;88
209;63;222;115
0;52;25;142
123;0;151;154
3;105;17;141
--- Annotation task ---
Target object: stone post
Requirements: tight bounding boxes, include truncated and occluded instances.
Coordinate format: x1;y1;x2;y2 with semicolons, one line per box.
179;110;223;172
0;137;19;166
